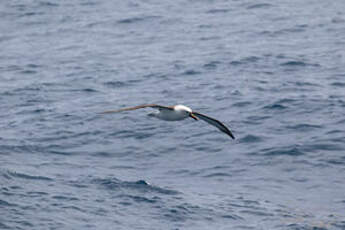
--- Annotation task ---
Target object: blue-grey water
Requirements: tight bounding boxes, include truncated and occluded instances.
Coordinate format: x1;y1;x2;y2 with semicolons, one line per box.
1;0;345;229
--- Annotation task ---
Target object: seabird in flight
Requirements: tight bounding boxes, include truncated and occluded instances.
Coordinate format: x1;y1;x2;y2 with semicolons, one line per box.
102;104;235;139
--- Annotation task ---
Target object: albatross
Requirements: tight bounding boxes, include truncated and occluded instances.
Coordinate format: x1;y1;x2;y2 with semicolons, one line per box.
102;104;235;139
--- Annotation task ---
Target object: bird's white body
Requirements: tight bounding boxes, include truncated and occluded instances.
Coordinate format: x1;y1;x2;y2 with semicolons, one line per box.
150;105;192;121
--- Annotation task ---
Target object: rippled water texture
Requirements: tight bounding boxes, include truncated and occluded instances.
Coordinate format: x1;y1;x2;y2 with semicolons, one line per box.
1;0;345;229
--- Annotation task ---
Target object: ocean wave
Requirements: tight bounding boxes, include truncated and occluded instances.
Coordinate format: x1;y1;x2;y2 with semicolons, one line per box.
0;199;18;207
285;123;323;132
182;70;202;75
246;3;273;9
0;222;10;229
117;16;162;24
104;81;128;88
263;103;288;110
117;194;158;204
240;134;263;143
3;170;53;181
203;61;221;69
260;145;304;156
206;9;232;14
92;177;179;195
280;61;321;68
331;82;345;87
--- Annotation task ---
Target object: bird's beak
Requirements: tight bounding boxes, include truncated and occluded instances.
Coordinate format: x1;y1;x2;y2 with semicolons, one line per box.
189;113;199;121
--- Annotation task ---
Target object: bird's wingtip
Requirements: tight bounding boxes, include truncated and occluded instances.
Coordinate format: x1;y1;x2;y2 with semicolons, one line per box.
229;133;235;139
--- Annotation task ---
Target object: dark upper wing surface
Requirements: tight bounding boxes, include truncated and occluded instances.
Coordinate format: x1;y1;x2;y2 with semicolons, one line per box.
101;104;172;114
193;112;235;139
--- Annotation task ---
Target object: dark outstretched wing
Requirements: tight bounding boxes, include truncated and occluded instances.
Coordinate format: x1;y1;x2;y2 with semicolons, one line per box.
101;104;173;114
192;112;235;139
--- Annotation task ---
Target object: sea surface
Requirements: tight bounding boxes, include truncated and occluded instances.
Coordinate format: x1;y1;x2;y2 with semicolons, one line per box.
1;0;345;229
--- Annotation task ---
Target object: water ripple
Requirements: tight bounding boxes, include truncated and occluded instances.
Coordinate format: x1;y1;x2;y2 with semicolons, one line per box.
0;199;18;207
5;170;53;181
285;123;323;132
246;3;273;9
92;177;179;195
240;134;263;143
117;16;162;24
260;145;304;156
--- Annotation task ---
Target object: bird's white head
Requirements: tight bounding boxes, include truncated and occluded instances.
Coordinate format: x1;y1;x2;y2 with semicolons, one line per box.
174;104;192;113
174;105;199;120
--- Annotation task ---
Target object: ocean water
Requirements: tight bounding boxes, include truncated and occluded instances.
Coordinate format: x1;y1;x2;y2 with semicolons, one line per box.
1;0;345;229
